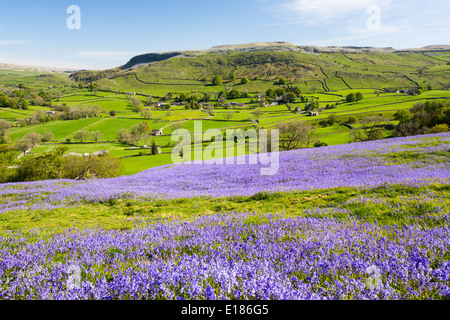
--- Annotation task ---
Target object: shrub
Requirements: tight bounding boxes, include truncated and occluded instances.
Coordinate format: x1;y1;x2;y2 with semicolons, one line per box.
314;141;328;148
348;116;358;124
425;124;449;134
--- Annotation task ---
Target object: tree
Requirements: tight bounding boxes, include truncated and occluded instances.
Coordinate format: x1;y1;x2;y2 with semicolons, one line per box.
206;104;214;115
241;77;249;85
327;114;339;126
212;75;223;86
130;122;151;146
0;145;16;183
151;139;158;155
23;132;43;149
0;119;12;144
91;131;102;142
164;92;173;101
131;97;142;113
350;116;389;142
179;93;189;102
224;111;234;120
346;93;357;103
18;98;28;110
74;130;90;143
202;92;211;102
278;121;314;150
14;146;68;182
278;78;287;85
275;87;286;97
141;107;153;119
252;108;263;119
266;88;276;98
117;129;131;144
356;92;364;101
109;110;116;117
347;116;358;124
227;89;240;99
43;131;54;143
314;140;328;148
284;92;297;104
393;110;411;123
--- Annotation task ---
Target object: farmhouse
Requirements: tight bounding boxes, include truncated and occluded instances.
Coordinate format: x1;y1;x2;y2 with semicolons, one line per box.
151;129;163;136
295;107;302;112
46;111;55;115
309;111;320;116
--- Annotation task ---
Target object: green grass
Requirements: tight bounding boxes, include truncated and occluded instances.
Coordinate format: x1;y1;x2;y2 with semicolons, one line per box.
7;118;103;141
1;183;448;235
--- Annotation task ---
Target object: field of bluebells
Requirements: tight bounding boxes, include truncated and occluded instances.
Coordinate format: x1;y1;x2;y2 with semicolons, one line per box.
0;133;449;300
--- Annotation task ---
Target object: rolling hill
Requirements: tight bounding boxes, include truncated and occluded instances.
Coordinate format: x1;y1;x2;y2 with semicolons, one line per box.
70;42;450;96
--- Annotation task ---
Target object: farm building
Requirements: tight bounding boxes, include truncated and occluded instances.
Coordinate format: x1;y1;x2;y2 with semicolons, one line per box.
151;129;163;136
309;111;320;116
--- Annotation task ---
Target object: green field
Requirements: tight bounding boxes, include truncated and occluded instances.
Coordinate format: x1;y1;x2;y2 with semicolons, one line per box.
1;46;449;175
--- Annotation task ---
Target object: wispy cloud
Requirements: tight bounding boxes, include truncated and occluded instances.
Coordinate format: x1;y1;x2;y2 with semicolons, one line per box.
0;40;31;46
266;0;394;24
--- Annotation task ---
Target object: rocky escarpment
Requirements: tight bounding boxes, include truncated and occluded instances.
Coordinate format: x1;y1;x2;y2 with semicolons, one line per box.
122;52;183;69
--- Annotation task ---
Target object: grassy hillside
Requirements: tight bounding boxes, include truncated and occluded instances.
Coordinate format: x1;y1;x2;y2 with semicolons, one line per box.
70;47;450;96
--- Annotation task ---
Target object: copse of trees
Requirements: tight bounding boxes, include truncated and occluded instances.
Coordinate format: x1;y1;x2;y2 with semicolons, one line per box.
394;100;450;137
11;146;124;182
346;92;363;103
117;122;152;146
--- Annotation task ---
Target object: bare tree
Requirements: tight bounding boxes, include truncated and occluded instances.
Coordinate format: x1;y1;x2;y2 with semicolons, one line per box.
252;107;263;119
16;132;43;153
91;131;102;142
141;107;153;119
350;116;389;142
224;111;235;120
278;121;314;150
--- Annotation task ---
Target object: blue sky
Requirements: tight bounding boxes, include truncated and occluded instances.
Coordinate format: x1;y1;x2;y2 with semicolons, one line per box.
0;0;449;69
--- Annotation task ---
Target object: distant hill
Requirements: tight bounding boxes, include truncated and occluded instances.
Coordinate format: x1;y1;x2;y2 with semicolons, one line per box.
69;42;450;95
0;62;76;74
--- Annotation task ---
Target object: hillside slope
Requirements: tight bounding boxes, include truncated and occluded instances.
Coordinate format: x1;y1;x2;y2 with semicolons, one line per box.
70;43;450;95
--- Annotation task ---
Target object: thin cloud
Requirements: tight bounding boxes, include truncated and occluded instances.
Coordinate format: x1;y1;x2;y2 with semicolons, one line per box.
267;0;394;24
